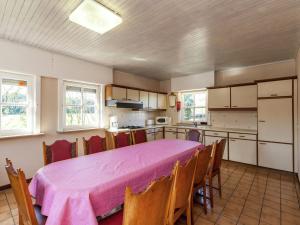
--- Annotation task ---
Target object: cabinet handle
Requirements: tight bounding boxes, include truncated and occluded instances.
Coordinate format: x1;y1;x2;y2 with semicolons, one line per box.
239;135;245;138
230;139;236;142
270;94;278;97
259;142;266;145
213;133;219;135
231;105;237;108
224;106;229;108
258;120;265;123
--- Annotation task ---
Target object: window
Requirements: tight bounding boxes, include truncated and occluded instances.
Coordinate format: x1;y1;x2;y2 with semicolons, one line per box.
181;90;207;122
61;81;100;130
0;72;40;136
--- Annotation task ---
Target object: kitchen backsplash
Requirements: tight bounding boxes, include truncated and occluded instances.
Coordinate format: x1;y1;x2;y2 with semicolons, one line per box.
210;111;257;130
104;107;162;127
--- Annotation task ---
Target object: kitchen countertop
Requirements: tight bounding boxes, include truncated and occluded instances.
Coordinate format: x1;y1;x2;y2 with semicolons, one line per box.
106;125;257;134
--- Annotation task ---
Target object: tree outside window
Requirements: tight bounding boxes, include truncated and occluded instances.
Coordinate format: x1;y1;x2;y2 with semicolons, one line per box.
181;91;207;122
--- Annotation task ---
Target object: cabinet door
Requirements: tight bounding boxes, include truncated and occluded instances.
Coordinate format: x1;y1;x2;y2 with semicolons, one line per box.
140;91;149;108
229;139;256;165
208;88;230;109
258;98;293;143
112;87;126;100
177;131;186;140
205;136;228;160
127;89;139;101
165;131;177;139
258;80;292;98
231;85;257;108
157;94;167;109
258;142;293;172
155;131;164;140
147;133;155;141
149;92;158;109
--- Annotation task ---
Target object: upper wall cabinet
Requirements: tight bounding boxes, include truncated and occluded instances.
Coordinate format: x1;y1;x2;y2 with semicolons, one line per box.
208;87;230;109
231;85;257;108
258;80;292;98
157;94;167;109
140;91;149;109
127;89;139;101
109;86;127;100
149;92;158;109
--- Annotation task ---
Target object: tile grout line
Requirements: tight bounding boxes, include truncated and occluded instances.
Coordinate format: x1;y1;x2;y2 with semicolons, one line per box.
257;171;270;225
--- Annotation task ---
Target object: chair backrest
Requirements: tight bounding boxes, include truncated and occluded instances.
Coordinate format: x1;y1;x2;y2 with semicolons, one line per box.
194;145;213;185
213;139;227;172
186;129;201;142
207;142;218;178
114;132;132;148
123;176;174;225
169;151;199;223
43;139;78;165
5;159;38;225
83;136;106;155
131;129;147;144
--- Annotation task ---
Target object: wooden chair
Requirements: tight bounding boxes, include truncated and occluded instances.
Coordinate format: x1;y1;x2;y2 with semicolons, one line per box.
193;144;214;214
186;129;202;143
5;158;46;225
99;175;174;225
113;132;132;149
210;139;227;198
83;136;107;155
43;139;78;165
168;151;199;225
131;129;147;144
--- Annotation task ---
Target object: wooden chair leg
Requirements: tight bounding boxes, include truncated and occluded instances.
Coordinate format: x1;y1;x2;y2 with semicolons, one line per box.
209;177;214;208
19;212;24;225
186;201;192;225
218;171;222;198
190;196;194;225
203;185;207;214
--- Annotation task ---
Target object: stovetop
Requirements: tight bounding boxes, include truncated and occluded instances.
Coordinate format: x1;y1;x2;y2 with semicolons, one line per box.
119;126;145;129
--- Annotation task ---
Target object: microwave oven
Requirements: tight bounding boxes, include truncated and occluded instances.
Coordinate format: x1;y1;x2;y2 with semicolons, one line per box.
155;117;171;125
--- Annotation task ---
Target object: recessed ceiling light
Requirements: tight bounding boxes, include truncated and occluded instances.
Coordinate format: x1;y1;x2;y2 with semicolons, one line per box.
69;0;122;34
132;57;147;61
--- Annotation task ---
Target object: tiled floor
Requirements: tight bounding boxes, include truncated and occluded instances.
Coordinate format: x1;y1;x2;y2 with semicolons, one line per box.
1;161;300;225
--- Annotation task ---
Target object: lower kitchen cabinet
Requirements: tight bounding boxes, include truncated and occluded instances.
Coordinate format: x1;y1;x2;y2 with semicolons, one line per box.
155;130;164;140
258;141;293;172
205;136;228;160
177;128;186;140
165;131;177;139
229;139;256;165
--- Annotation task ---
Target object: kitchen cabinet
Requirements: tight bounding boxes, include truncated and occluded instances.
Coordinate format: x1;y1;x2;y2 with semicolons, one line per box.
177;128;186;140
111;87;127;100
258;80;292;98
164;127;177;139
140;91;149;108
258;98;293;143
155;130;164;140
229;138;256;165
127;89;139;101
258;141;293;172
231;85;257;108
149;92;158;109
205;135;228;160
208;88;230;109
146;128;155;141
157;94;167;109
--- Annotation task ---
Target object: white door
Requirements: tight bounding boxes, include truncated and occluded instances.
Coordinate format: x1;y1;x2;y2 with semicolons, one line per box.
205;136;228;160
231;85;257;108
157;94;167;109
140;91;149;108
258;80;292;98
258;98;293;143
149;92;158;109
208;88;230;109
112;87;126;100
258;141;293;172
229;139;256;165
127;89;139;101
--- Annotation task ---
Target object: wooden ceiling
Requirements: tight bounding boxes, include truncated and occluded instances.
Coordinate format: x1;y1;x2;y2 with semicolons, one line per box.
1;0;300;80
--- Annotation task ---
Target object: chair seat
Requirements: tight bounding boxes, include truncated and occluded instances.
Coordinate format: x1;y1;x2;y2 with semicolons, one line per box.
34;205;47;225
99;211;123;225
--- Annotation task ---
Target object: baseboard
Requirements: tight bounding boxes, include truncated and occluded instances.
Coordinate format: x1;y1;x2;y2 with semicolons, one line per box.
0;178;32;191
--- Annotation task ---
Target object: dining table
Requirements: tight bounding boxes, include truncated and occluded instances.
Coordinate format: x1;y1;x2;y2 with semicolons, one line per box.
29;139;204;225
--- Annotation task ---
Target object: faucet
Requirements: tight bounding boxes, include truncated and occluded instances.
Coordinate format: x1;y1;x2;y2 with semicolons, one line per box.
193;121;197;127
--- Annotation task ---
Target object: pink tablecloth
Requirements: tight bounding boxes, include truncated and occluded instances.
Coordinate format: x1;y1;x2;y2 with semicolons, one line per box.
29;139;203;225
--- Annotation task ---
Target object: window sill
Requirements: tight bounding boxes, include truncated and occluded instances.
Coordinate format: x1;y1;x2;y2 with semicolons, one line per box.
56;128;104;134
0;133;45;140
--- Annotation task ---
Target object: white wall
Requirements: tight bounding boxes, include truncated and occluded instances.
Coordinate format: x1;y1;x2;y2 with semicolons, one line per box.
0;38;113;84
171;71;215;92
296;49;300;181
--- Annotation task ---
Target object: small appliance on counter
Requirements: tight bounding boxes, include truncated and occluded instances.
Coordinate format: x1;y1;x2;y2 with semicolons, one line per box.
109;116;118;130
155;117;171;125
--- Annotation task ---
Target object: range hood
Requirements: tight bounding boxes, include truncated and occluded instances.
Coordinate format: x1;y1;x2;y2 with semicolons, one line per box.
106;99;143;109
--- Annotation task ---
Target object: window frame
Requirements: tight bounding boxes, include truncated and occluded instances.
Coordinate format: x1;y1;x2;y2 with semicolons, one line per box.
0;71;40;136
59;80;101;131
180;90;208;123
